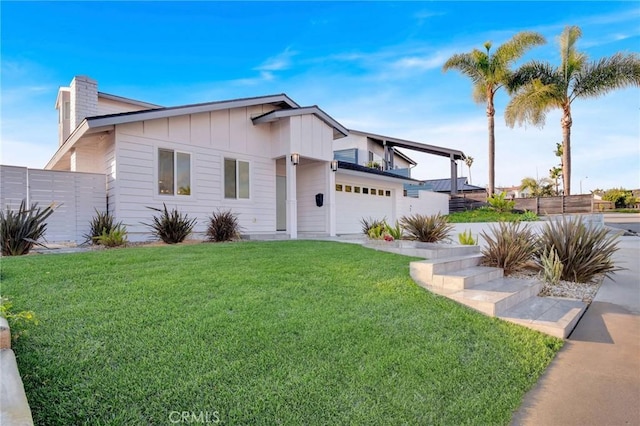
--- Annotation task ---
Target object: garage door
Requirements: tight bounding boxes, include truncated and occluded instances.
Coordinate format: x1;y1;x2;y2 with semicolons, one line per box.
335;181;394;234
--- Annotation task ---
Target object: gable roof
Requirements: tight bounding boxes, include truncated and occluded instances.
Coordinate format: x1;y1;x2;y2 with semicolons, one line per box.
252;106;348;139
46;94;340;170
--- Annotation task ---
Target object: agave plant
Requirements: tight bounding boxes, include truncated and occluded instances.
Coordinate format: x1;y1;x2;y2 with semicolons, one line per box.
143;204;196;244
537;217;620;283
400;214;453;243
480;221;537;275
206;209;242;242
0;200;55;256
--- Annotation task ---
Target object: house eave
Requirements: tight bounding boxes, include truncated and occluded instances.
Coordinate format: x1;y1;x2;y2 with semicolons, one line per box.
252;106;348;139
349;129;466;161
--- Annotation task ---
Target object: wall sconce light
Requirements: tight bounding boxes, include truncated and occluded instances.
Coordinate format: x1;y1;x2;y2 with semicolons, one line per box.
291;153;300;165
330;160;338;172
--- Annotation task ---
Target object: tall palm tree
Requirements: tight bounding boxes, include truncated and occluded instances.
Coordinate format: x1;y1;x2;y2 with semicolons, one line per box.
464;156;474;184
443;32;545;196
506;26;640;195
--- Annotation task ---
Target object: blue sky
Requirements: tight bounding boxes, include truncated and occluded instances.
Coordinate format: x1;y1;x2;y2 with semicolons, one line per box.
2;1;639;192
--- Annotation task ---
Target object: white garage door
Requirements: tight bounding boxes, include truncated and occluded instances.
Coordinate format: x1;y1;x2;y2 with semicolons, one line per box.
335;181;394;234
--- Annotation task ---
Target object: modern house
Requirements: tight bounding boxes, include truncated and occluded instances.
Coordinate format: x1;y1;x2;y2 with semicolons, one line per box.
33;76;467;242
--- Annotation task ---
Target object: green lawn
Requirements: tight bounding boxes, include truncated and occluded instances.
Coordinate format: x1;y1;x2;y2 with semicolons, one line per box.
2;241;561;425
447;208;538;223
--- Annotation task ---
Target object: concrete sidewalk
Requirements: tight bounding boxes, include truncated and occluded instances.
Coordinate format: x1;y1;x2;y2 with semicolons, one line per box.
511;236;640;425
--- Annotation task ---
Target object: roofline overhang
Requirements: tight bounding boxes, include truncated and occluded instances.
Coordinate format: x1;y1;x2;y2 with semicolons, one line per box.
349;129;466;161
252;106;348;139
85;93;300;128
45;120;114;169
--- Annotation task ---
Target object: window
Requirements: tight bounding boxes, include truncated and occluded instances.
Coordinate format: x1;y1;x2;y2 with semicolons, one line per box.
370;188;376;196
336;184;343;191
345;185;352;193
158;149;191;196
378;189;384;196
63;102;70;120
354;186;361;194
385;190;391;197
363;188;369;195
224;158;250;199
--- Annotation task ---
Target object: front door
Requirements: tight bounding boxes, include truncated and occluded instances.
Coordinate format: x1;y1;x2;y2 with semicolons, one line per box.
276;175;286;231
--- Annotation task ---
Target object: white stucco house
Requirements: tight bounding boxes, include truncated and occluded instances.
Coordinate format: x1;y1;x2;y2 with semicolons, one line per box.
38;76;466;242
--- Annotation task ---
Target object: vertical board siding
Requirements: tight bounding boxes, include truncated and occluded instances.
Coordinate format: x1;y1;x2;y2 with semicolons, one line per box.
297;162;328;233
0;166;106;243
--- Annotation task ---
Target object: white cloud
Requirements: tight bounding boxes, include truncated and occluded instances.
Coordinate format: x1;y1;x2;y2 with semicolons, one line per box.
255;48;297;72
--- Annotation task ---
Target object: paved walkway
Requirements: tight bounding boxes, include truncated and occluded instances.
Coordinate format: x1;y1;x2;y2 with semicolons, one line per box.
511;236;640;425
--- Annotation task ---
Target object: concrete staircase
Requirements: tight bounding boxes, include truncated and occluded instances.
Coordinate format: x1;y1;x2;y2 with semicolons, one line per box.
409;246;587;339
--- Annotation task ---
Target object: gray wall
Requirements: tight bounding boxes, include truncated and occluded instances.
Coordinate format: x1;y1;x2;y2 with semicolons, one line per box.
0;166;106;244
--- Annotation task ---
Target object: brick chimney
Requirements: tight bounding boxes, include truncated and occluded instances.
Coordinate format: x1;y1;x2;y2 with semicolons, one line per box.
55;76;98;146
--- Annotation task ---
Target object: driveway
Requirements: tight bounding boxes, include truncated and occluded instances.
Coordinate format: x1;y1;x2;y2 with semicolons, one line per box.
604;213;640;235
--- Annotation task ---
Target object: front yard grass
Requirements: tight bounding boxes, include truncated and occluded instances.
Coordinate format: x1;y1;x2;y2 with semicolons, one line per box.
447;208;537;223
3;241;561;425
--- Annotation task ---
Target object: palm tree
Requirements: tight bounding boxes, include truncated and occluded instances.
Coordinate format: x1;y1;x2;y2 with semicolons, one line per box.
464;156;474;184
443;32;545;196
520;177;555;197
549;166;562;195
506;26;640;195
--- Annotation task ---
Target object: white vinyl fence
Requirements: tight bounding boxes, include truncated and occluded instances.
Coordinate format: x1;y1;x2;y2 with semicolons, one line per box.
0;165;106;244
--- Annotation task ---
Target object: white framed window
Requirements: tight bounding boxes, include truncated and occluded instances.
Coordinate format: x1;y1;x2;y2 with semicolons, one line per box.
158;148;191;196
224;158;250;199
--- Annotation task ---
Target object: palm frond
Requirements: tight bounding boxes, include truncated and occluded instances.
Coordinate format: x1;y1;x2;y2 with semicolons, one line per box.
505;79;562;128
507;61;559;92
571;53;640;100
559;25;583;69
442;52;487;86
493;31;546;68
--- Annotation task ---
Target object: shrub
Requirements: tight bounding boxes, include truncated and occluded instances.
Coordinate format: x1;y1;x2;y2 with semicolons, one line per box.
481;222;537;275
400;214;453;243
93;225;128;247
84;210;123;245
539;247;563;285
537;217;620;283
600;188;638;208
0;200;55;256
487;193;515;213
518;210;539;222
0;296;39;341
385;221;404;240
206;210;242;242
360;217;386;235
144;204;196;244
458;229;477;245
367;224;385;239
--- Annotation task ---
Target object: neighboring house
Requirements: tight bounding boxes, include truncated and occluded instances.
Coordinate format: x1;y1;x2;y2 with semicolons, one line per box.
497;185;531;199
407;177;485;197
38;76;465;242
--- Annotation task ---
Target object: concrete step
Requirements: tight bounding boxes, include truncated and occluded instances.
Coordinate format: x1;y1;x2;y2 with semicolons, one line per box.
446;277;543;316
0;350;34;425
432;266;503;290
410;254;484;287
499;296;588;339
365;241;480;259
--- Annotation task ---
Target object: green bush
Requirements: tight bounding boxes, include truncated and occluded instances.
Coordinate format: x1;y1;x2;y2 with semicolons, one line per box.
0;200;55;256
458;229;477;245
481;222;537;275
206;210;242;242
93;226;128;247
518;210;539;222
537;217;620;283
84;210;124;245
360;217;386;235
144;204;196;244
487;193;515;213
600;188;638;208
400;214;453;243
